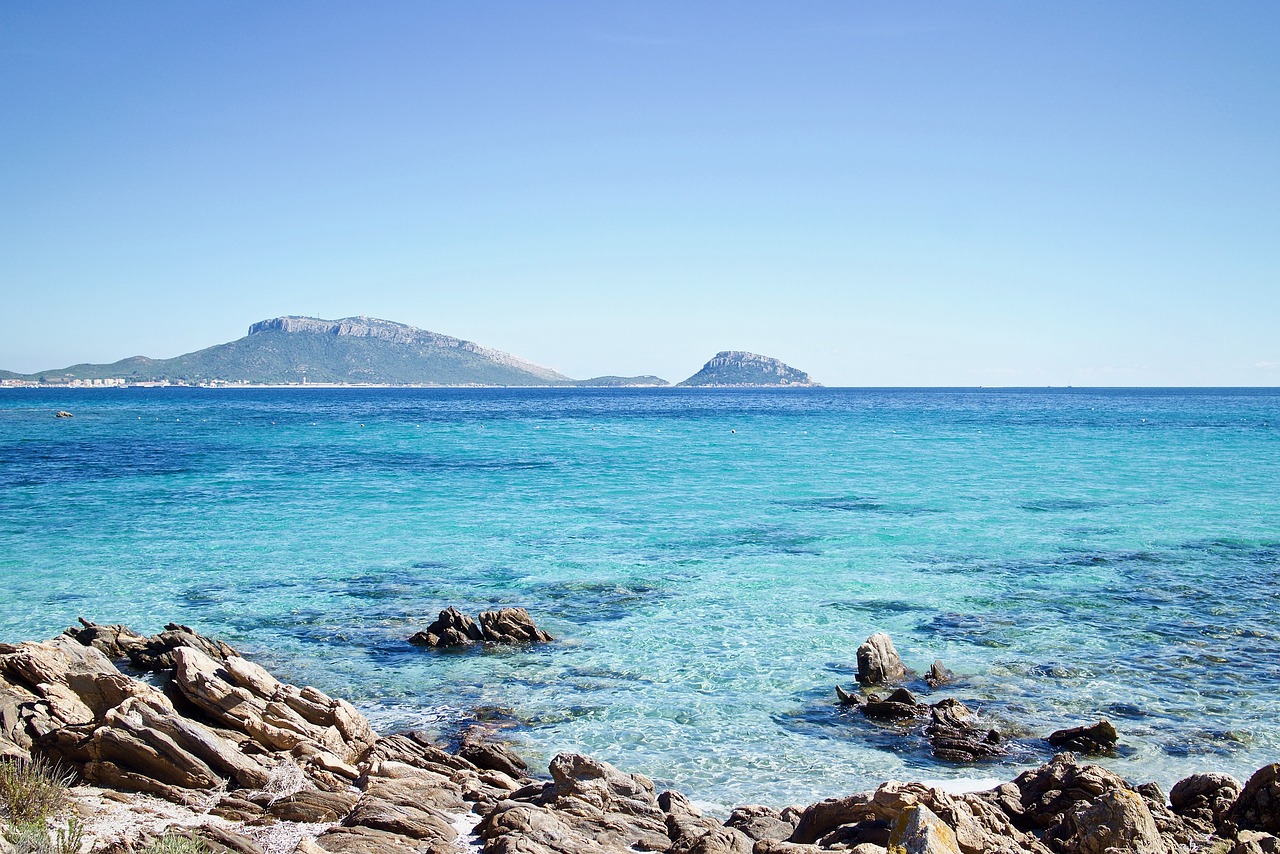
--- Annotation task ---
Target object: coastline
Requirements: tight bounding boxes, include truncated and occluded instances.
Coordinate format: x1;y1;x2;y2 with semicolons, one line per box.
1;622;1275;854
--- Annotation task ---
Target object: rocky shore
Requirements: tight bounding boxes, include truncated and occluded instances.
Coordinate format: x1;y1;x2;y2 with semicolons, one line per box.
2;620;1277;854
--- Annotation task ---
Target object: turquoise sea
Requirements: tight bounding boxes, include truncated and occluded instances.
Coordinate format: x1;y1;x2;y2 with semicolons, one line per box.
2;387;1278;809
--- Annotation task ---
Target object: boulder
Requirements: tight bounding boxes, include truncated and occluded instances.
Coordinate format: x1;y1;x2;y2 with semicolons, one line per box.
1058;788;1169;854
408;607;485;648
479;607;555;644
1046;720;1118;755
857;633;907;686
1231;764;1280;835
1006;753;1133;831
888;804;962;854
1170;772;1241;834
724;805;797;842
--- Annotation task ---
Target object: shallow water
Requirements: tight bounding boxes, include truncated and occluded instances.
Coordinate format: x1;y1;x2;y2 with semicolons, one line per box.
2;387;1278;808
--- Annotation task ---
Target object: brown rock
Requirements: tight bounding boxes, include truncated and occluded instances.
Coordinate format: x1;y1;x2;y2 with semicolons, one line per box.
1170;772;1241;833
197;825;267;854
126;623;239;672
725;805;797;842
344;797;457;843
1046;720;1119;755
479;607;554;644
1231;764;1280;835
856;633;907;686
863;688;925;721
62;619;149;660
267;788;359;823
408;607;485;648
924;661;955;689
925;699;1004;763
1062;788;1169;854
459;737;529;780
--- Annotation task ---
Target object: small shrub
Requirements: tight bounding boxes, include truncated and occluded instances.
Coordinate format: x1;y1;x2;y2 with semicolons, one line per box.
140;832;208;854
260;760;305;805
0;756;75;825
3;817;85;854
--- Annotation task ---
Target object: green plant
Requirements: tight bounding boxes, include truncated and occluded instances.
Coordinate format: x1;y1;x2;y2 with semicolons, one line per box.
3;817;85;854
0;756;75;826
140;833;209;854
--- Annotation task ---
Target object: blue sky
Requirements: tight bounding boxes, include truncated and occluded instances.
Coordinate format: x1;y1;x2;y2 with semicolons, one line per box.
2;2;1277;385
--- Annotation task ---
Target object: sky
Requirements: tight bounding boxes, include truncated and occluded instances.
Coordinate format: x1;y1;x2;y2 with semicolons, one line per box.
1;2;1277;386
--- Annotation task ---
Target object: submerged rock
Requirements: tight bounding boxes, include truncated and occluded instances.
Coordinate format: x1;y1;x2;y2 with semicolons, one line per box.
924;660;955;689
857;633;907;686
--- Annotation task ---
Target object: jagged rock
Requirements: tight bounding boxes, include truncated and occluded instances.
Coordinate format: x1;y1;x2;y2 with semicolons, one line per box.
791;792;877;844
724;805;797;842
477;752;671;853
1232;831;1280;854
1231;764;1280;835
1170;772;1241;834
863;688;925;721
1058;788;1169;854
172;646;376;764
1007;753;1133;831
125;623;239;672
459;735;529;780
857;633;907;686
661;790;753;854
836;684;864;706
925;699;1004;763
1046;720;1118;755
408;607;485;648
888;804;962;854
62;619;149;660
478;607;555;644
924;661;955;690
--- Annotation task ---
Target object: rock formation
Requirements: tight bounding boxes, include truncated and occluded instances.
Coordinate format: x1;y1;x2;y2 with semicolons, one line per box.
409;606;553;648
856;633;908;686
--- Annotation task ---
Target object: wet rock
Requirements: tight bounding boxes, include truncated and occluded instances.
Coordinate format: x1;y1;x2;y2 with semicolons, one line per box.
863;688;925;721
408;607;484;648
724;805;796;842
1058;788;1168;854
479;607;555;644
836;684;864;706
1170;772;1241;834
888;804;962;854
1231;764;1280;835
857;633;907;686
924;661;955;690
924;699;1004;763
1046;720;1118;755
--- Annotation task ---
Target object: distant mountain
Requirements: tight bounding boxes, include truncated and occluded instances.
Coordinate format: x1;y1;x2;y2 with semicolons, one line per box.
573;375;670;387
8;316;572;386
678;351;817;387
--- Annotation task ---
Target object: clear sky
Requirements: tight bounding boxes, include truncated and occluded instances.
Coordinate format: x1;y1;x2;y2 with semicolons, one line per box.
2;2;1277;386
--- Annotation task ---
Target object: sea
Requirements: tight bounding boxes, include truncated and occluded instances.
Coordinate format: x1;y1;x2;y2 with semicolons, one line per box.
1;387;1278;810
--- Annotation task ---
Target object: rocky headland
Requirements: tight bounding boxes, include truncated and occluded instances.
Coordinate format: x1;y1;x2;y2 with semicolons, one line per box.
1;620;1277;854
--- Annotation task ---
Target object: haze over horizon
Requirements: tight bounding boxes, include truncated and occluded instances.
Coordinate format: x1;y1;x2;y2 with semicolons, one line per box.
2;2;1277;386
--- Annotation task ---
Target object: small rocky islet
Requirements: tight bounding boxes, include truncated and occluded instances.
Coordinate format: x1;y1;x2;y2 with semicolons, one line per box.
1;618;1278;854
